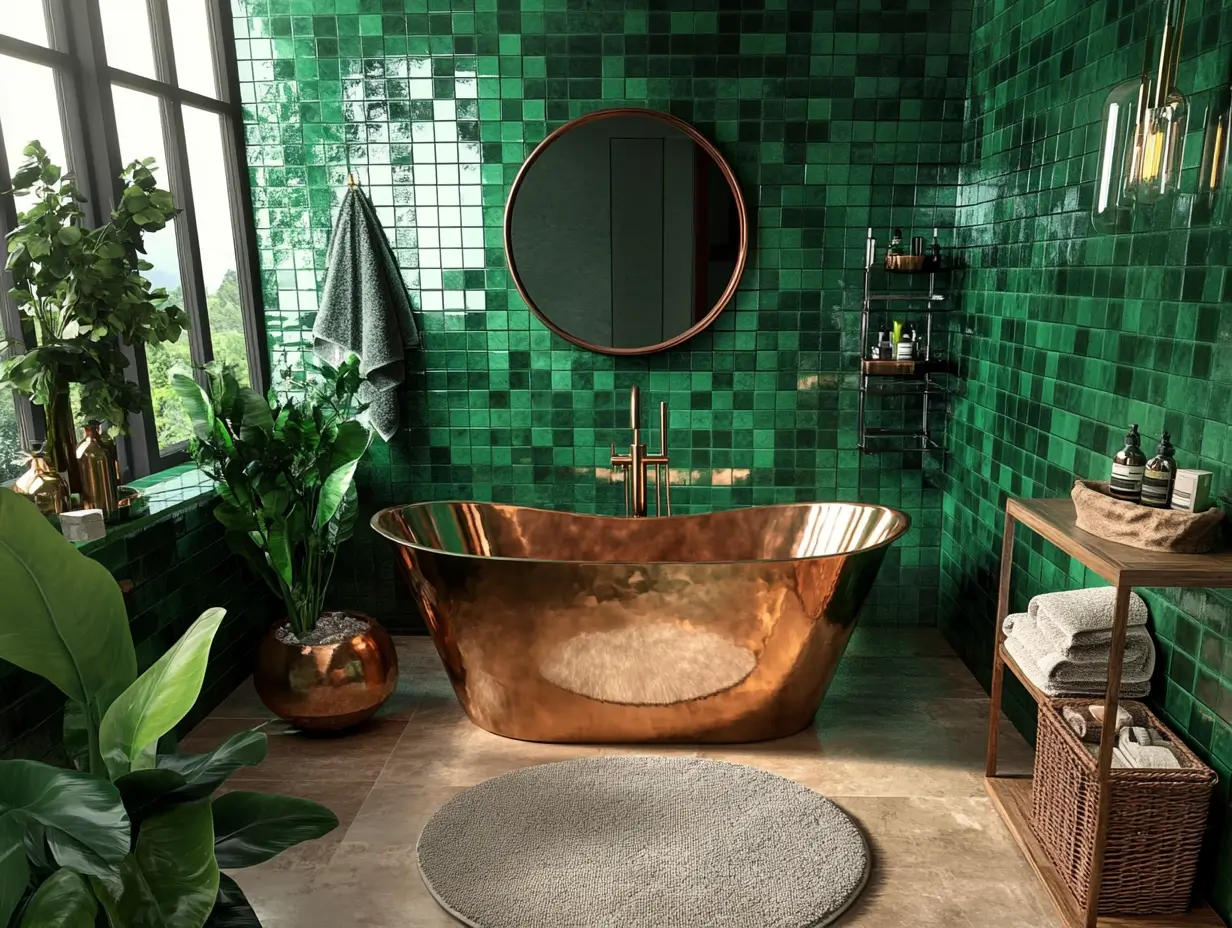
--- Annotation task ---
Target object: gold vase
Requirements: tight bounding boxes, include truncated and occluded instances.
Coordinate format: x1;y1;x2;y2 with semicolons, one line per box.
47;386;82;495
13;447;69;516
76;422;119;517
253;611;399;731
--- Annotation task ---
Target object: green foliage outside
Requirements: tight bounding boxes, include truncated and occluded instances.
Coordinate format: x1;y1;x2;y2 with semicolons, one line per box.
147;270;251;450
0;490;338;927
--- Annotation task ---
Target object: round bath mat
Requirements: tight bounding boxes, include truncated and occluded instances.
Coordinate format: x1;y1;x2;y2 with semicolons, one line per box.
417;755;869;928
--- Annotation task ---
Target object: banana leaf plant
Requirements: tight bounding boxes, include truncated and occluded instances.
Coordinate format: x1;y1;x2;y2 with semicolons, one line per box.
0;490;339;928
170;358;372;640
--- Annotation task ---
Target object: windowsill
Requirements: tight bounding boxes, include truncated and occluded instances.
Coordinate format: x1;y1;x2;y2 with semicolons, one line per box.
78;465;216;555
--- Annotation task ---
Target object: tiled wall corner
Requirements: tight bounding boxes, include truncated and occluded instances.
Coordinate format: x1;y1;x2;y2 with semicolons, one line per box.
943;0;1232;916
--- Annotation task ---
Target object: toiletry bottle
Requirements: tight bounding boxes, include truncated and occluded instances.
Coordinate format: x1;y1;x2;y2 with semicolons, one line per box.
887;228;904;258
911;235;925;257
929;228;941;271
896;324;915;361
1109;424;1147;503
878;329;893;360
1140;431;1177;508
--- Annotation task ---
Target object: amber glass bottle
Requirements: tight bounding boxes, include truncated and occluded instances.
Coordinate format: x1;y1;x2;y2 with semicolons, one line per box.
1140;431;1177;508
1109;424;1147;503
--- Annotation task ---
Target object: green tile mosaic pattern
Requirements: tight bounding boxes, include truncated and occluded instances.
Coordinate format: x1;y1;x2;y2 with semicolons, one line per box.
231;0;971;628
0;496;276;762
941;0;1232;916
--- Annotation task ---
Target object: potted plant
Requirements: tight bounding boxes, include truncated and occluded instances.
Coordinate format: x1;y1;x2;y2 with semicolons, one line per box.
0;489;338;927
170;358;397;730
0;141;186;491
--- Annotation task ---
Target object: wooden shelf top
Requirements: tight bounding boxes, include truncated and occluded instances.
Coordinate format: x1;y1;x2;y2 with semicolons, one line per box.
1007;497;1232;588
985;777;1226;927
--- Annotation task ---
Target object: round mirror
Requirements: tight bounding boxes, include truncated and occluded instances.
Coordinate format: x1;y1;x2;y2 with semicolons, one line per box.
505;108;748;355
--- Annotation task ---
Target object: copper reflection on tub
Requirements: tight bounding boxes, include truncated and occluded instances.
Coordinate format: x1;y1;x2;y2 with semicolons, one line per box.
371;502;910;744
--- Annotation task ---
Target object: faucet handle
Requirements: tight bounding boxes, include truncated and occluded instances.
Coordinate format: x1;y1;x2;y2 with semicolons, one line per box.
657;401;668;457
630;384;641;432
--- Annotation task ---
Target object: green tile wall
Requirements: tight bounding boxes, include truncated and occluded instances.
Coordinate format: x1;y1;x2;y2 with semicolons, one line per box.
943;0;1232;916
231;0;972;630
0;492;276;762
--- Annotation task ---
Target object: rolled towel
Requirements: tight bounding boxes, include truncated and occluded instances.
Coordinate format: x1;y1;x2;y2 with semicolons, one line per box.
1028;588;1149;649
1003;613;1151;698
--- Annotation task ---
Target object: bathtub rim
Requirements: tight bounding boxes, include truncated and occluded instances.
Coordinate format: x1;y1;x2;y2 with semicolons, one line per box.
369;500;911;567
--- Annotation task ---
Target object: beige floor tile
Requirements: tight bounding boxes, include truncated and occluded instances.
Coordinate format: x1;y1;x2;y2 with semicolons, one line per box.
182;716;408;784
215;631;1055;927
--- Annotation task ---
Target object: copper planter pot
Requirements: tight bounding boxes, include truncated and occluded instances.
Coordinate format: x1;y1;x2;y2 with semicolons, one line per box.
253;612;398;731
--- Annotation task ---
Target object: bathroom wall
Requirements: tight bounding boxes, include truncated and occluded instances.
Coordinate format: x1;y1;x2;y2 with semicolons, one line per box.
943;0;1232;915
0;490;275;762
232;0;971;630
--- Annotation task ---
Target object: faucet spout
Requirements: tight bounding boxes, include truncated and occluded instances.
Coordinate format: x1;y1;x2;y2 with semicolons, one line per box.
609;384;670;518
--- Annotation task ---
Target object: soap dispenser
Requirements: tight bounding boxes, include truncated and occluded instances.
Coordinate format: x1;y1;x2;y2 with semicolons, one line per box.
1140;431;1177;508
1109;424;1147;503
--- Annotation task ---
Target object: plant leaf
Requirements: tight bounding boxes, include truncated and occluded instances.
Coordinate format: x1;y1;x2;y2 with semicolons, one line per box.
62;700;91;772
0;814;30;927
204;873;260;928
0;760;130;880
0;491;137;717
99;609;226;780
156;730;268;802
17;869;98;928
211;791;338;869
315;459;361;531
326;420;372;471
265;524;293;590
169;369;216;442
93;802;219;928
233;386;273;442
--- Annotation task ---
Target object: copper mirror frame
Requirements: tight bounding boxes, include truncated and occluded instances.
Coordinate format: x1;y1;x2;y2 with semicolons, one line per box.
503;107;750;356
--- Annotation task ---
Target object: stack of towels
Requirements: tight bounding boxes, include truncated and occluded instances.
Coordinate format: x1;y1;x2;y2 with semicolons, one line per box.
1002;588;1155;698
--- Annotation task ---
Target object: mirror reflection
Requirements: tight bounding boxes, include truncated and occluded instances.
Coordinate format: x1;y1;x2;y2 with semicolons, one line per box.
507;110;745;354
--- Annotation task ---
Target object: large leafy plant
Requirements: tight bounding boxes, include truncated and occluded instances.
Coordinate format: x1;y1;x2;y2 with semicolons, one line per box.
0;141;186;452
171;359;372;639
0;490;338;927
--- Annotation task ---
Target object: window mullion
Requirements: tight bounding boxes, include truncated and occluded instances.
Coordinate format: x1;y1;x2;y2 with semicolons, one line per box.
0;112;41;453
208;0;270;394
147;0;213;377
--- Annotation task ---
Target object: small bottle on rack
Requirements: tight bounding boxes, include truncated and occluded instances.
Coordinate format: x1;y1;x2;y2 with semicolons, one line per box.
896;323;915;361
1140;431;1177;508
878;329;893;360
929;228;942;271
1109;424;1147;503
887;228;904;258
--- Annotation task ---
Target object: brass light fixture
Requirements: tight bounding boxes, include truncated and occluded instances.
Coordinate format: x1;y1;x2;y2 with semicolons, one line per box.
1092;0;1189;230
1127;0;1188;203
1194;82;1231;222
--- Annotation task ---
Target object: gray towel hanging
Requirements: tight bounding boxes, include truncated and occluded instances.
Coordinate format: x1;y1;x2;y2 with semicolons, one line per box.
314;183;420;441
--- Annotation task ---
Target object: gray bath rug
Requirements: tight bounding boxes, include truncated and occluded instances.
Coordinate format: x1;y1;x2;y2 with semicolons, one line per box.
417;755;869;928
540;623;757;704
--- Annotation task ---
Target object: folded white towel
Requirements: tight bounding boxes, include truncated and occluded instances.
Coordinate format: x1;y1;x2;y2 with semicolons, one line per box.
1001;612;1155;669
1027;588;1149;649
1116;734;1180;769
1003;613;1152;698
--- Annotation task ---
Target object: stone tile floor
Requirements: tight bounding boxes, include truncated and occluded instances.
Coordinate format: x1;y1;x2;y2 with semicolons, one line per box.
183;629;1056;927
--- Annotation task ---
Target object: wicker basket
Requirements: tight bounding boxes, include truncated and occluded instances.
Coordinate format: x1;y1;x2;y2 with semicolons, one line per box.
1030;699;1216;915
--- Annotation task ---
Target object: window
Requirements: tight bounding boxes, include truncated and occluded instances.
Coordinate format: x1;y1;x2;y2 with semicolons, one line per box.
0;0;265;478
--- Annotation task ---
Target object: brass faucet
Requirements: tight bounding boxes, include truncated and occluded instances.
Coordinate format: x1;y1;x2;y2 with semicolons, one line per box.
610;385;671;518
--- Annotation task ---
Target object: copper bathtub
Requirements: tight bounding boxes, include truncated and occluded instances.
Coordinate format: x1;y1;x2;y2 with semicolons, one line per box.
372;502;910;744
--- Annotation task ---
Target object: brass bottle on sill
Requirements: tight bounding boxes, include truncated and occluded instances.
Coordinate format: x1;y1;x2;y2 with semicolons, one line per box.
13;445;70;516
76;421;118;517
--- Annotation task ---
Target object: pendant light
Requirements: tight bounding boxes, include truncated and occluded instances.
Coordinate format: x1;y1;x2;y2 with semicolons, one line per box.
1125;0;1187;203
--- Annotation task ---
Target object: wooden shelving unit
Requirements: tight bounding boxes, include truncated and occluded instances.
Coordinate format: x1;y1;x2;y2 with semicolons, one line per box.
986;497;1232;928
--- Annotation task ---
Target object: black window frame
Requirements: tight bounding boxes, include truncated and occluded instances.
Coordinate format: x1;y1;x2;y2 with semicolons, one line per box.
0;0;267;479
